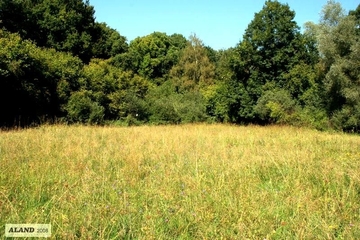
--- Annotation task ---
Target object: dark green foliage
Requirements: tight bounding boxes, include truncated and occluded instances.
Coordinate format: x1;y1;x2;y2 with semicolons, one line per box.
169;33;188;50
0;0;36;41
215;0;322;125
0;0;127;63
0;30;39;125
108;82;150;122
0;0;358;131
0;0;96;62
349;4;360;35
282;63;316;102
91;23;128;59
113;32;187;83
146;81;208;124
0;29;83;126
214;48;236;81
238;0;305;86
65;90;105;124
145;82;181;124
204;46;218;64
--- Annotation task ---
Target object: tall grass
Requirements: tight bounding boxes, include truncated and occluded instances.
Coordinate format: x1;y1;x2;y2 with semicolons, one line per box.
1;124;360;239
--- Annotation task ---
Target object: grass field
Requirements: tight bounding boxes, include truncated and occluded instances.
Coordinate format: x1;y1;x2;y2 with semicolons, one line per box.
1;124;360;239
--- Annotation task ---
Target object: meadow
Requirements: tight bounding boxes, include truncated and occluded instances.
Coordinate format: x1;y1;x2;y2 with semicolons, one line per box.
0;124;360;239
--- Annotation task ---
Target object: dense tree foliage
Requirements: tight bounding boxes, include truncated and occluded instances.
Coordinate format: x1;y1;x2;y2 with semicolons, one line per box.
0;0;127;62
0;29;84;126
224;0;320;123
91;23;128;59
170;34;215;91
0;0;359;132
112;32;187;84
306;1;360;131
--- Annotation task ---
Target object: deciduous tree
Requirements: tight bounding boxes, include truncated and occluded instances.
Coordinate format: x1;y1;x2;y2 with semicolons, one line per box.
307;1;360;131
113;32;186;83
170;34;215;91
229;0;317;122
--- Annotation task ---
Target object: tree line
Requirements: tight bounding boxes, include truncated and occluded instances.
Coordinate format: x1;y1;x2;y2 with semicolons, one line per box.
0;0;359;132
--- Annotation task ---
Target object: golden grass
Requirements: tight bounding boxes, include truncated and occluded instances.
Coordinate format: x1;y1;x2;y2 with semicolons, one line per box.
1;124;360;239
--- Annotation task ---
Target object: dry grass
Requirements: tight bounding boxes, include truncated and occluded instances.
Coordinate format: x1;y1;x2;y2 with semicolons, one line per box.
1;124;360;239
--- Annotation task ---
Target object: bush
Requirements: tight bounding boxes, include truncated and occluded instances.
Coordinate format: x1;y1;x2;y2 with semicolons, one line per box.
146;81;208;124
330;105;360;132
254;89;296;123
287;107;330;131
175;91;208;123
65;91;105;124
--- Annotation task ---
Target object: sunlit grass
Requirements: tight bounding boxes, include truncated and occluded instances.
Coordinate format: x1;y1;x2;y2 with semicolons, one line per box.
1;124;360;239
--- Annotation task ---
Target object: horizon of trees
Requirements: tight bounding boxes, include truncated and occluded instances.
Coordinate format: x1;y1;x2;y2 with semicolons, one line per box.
0;0;359;132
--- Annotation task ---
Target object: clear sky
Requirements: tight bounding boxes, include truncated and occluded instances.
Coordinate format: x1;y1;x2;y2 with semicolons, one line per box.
88;0;359;50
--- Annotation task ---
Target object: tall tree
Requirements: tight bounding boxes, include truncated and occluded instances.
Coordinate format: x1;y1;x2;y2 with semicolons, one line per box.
170;34;215;91
112;32;186;83
307;1;360;131
0;0;118;62
81;59;149;121
91;23;128;59
349;4;360;34
0;29;83;126
229;0;317;122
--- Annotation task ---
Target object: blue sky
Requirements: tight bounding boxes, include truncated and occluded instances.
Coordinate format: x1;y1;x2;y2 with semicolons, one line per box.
89;0;359;50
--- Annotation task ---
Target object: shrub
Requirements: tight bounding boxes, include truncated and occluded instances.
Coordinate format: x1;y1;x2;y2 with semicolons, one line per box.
255;89;296;123
146;81;208;124
65;91;105;124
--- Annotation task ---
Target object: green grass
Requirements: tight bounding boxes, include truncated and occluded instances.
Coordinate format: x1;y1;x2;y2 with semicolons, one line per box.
1;124;360;239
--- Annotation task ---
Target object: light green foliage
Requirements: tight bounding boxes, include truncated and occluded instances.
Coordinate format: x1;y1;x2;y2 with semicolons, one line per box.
170;34;216;91
38;49;84;111
293;107;328;130
150;34;216;123
255;89;296;123
81;59;150;121
204;48;241;122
